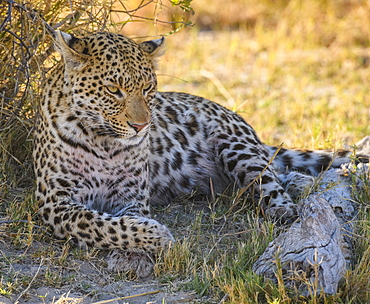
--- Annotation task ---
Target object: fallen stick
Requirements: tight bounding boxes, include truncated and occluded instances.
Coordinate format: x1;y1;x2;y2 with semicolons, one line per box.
91;289;161;304
253;162;369;295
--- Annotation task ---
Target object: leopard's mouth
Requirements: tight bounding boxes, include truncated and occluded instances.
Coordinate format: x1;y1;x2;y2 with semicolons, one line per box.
90;119;150;143
91;124;119;138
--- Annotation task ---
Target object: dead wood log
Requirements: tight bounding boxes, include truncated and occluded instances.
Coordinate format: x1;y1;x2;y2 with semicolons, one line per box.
253;158;369;295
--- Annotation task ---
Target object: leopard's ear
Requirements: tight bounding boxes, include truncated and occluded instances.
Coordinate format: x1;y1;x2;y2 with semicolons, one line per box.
139;37;165;60
54;30;90;71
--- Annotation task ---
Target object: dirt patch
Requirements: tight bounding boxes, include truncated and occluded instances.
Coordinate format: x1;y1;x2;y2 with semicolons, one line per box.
0;238;204;304
0;201;221;304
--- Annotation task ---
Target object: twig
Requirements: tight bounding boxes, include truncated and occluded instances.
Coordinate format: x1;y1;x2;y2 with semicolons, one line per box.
14;258;44;303
218;293;229;304
116;0;155;14
114;13;192;26
11;0;55;34
0;0;13;32
171;295;197;303
91;289;161;304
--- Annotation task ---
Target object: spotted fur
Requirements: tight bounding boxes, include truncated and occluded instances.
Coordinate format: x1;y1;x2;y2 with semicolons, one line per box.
33;31;355;276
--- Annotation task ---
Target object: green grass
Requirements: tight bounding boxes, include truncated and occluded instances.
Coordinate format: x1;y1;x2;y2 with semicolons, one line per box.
1;0;369;303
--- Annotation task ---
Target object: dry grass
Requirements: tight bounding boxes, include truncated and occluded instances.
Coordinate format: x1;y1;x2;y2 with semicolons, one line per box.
1;0;370;303
158;31;369;149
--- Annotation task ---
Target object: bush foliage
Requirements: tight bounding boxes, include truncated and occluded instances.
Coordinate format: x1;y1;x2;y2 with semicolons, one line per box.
0;0;193;188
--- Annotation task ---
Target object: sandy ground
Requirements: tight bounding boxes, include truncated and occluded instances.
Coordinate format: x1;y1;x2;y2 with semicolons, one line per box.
0;239;204;304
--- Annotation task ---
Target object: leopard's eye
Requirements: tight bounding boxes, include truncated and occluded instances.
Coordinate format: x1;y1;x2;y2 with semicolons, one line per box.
106;86;121;95
142;83;155;97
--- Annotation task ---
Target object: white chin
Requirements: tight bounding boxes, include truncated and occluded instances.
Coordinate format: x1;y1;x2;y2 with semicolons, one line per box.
117;134;146;146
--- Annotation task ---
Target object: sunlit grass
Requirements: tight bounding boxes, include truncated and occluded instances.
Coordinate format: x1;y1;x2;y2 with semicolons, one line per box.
157;30;369;149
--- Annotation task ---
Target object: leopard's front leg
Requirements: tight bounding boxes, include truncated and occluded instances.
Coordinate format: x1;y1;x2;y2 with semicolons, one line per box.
37;193;174;253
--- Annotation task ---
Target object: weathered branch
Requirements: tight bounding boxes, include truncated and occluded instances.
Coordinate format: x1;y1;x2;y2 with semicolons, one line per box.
253;136;370;295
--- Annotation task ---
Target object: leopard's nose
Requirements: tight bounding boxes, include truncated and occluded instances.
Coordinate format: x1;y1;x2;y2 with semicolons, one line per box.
128;122;149;133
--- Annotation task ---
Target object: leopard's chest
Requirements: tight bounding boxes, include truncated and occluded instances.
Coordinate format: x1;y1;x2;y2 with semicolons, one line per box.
61;143;149;214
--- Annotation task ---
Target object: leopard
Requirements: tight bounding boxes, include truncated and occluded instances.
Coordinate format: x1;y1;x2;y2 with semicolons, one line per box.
33;31;356;278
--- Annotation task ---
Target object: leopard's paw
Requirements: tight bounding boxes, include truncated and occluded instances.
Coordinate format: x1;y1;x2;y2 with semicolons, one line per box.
126;217;175;252
107;250;154;278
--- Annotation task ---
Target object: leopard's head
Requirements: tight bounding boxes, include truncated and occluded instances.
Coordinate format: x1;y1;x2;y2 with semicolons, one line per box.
54;31;164;143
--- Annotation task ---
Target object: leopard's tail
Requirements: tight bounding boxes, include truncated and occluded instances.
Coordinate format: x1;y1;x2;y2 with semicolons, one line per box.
265;144;369;176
